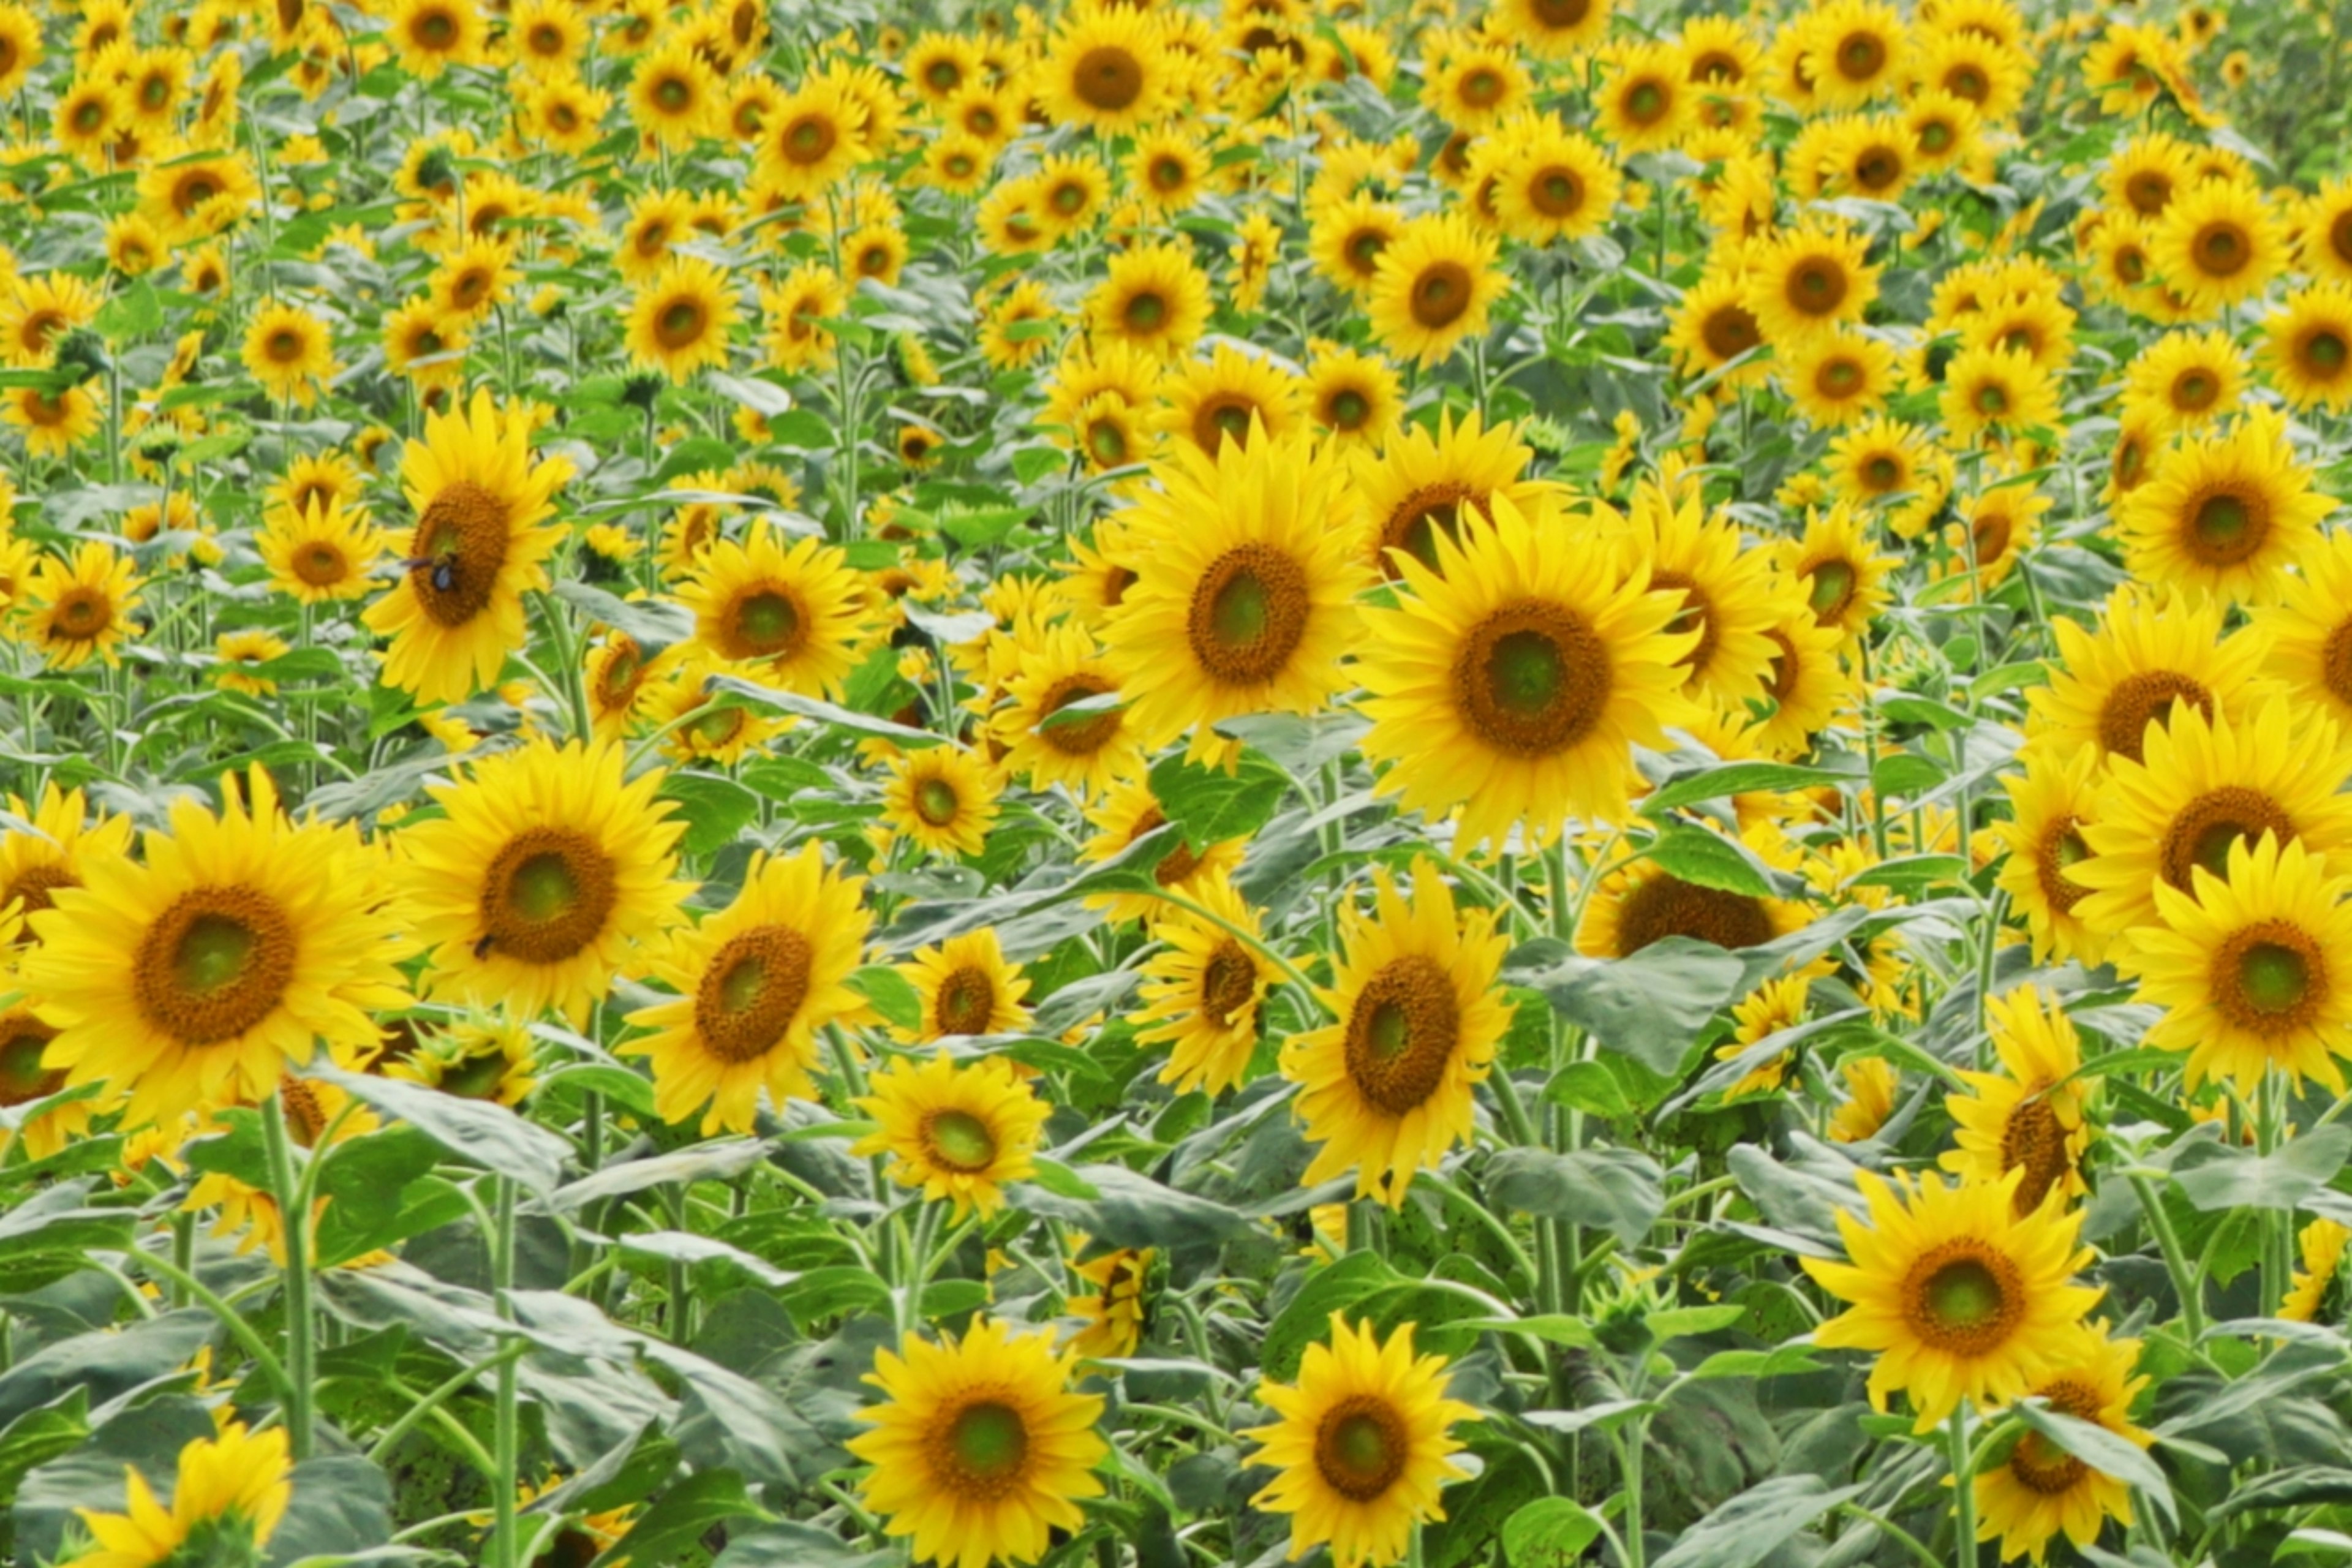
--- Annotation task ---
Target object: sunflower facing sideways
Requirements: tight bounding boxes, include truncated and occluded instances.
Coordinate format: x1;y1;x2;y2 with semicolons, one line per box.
20;769;412;1131
1972;1324;2153;1566
1134;870;1274;1096
1993;746;2108;968
849;1317;1107;1568
2255;529;2352;727
1940;986;2093;1215
853;1052;1049;1218
1357;491;1697;847
363;387;572;706
66;1421;292;1568
399;737;685;1027
1243;1314;1480;1568
1281;861;1509;1206
625;843;871;1136
1801;1166;2102;1433
1101;424;1364;763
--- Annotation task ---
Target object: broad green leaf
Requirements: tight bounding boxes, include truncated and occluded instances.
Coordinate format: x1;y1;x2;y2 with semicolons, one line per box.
2011;1398;2174;1525
1484;1147;1665;1245
1649;1476;1866;1568
2174;1126;2352;1213
1502;1498;1605;1568
1147;748;1291;851
312;1063;571;1197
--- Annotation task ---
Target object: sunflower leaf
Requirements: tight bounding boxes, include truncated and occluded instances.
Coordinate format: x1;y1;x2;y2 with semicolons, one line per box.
2172;1125;2352;1212
2011;1398;2174;1526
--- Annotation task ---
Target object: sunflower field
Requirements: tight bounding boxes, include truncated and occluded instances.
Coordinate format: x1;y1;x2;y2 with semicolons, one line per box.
12;0;2352;1566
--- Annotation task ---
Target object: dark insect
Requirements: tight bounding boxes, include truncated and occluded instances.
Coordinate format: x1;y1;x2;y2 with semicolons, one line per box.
399;552;461;595
473;932;497;960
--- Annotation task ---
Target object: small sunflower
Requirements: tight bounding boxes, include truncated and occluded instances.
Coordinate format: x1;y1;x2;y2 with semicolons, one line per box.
239;301;334;407
1037;7;1169;135
1366;213;1505;368
1940;343;2062;442
2283;1218;2351;1324
1066;1242;1153;1359
2121;327;2246;434
1973;1324;2153;1566
1579;823;1809;958
899;927;1033;1043
258;496;385;605
990;620;1144;797
625;843;870;1136
0;782;134;940
1801;1167;2102;1433
1281;861;1510;1205
26;542;143;672
1079;774;1250;925
625;254;738;383
2262;282;2352;410
1747;221;1879;347
854;1052;1050;1218
882;747;1001;859
1135;871;1274;1096
1242;1314;1480;1568
848;1317;1107;1568
1940;987;2093;1214
399;737;686;1027
1349;409;1555;582
1772;502;1894;649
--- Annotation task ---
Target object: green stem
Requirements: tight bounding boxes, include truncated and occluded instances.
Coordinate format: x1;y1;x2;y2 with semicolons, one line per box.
2128;1173;2206;1339
1619;1421;1648;1568
260;1088;315;1461
366;1341;527;1465
127;1246;292;1398
1948;1404;1979;1568
491;1176;521;1568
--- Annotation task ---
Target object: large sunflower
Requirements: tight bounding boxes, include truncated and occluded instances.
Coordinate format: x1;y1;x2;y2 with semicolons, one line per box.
1940;986;2092;1214
1973;1324;2152;1566
678;522;873;694
1633;473;1787;706
1366;213;1505;368
1036;7;1169;135
1135;870;1273;1096
1100;426;1365;763
2119;409;2326;607
1746;220;1879;347
1357;491;1696;846
2153;177;2285;315
1242;1315;1480;1568
1349;409;1556;581
2022;586;2274;767
1280;861;1509;1206
848;1318;1107;1568
624;844;870;1136
362;388;571;706
1993;746;2108;968
2071;698;2352;957
2134;832;2352;1095
853;1052;1049;1218
1801;1167;2102;1433
400;737;685;1026
21;770;411;1130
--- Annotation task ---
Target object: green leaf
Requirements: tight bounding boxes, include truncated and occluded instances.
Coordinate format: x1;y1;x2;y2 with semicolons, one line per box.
597;1469;774;1568
1028;1158;1101;1200
1643;825;1776;898
1541;1060;1636;1118
1485;1148;1665;1245
705;371;796;418
1645;1304;1748;1342
1262;1253;1404;1381
2011;1398;2174;1525
649;437;741;486
2174;1125;2352;1213
554;581;696;653
311;1063;571;1197
1520;1399;1659;1436
656;772;759;858
1869;752;1947;799
536;1063;660;1120
1147;748;1290;851
0;1388;88;1506
1502;1498;1605;1567
549;1139;774;1211
707;674;946;747
1506;937;1747;1076
847;965;922;1032
1685;1345;1826;1381
939;504;1031;548
1643;761;1860;815
1649;1477;1866;1568
1009;1165;1257;1257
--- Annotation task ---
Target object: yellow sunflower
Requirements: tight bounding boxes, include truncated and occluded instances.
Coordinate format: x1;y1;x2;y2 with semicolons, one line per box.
382;1016;539;1107
1747;221;1879;347
21;770;410;1131
1306;348;1403;452
1772;502;1894;649
1101;425;1365;762
2262;282;2352;410
882;746;1001;859
2121;327;2246;434
1085;240;1210;361
899;927;1033;1042
2119;409;2325;606
1782;328;1895;428
257;496;386;606
1066;1242;1153;1359
0;782;134;941
239;301;334;407
1037;7;1169;135
399;737;686;1027
2071;698;2352;951
1243;1314;1479;1568
70;1422;291;1568
625;843;870;1136
848;1317;1106;1568
1667;270;1770;388
1356;490;1697;847
625;254;737;383
1940;986;2092;1214
1366;213;1505;368
1993;746;2108;968
1485;0;1611;58
1079;774;1250;925
1155;343;1305;456
2022;585;2274;767
2255;529;2352;728
1749;594;1855;759
2153;178;2284;315
4;382;101;459
1281;861;1510;1206
1350;409;1556;582
990;620;1144;797
2134;832;2352;1095
678;522;873;694
1973;1324;2152;1566
362;387;571;706
854;1052;1050;1218
385;0;486;77
1940;343;2061;443
1801;1167;2101;1433
1135;870;1273;1096
2283;1218;2351;1324
26;542;143;672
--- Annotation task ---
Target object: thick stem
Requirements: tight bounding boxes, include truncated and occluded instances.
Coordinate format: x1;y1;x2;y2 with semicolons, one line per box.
2128;1174;2206;1340
1948;1404;1979;1568
259;1088;315;1461
491;1175;521;1568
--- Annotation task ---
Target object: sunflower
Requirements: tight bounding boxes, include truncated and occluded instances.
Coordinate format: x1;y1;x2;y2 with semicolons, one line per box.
990;621;1144;797
848;1317;1107;1568
361;388;570;706
1491;121;1619;246
1306;348;1403;452
3;382;101;459
1973;1325;2152;1566
385;0;486;77
1940;986;2092;1214
761;263;849;372
2071;698;2352;948
1748;595;1855;758
1101;426;1363;761
625;254;737;383
625;844;870;1136
1593;40;1689;152
854;1052;1049;1218
1366;213;1504;368
755;77;869;203
0;6;36;99
0;783;134;940
898;927;1033;1043
1940;344;2061;443
2261;282;2352;410
0;273;100;368
2121;328;2245;434
1281;861;1509;1205
2154;178;2284;314
1825;417;1951;538
1782;328;1894;426
26;543;143;672
53;79;118;165
239;301;334;407
905;31;980;102
1717;974;1808;1098
1994;746;2108;968
1579;824;1808;957
1066;1242;1153;1359
1804;0;1909;106
138;149;257;239
1828;1055;1901;1143
383;1015;538;1106
628;37;715;149
1747;221;1879;347
1129;129;1211;214
1423;43;1529;133
1134;871;1273;1096
1156;344;1304;455
2024;587;2267;769
1667;270;1770;388
1243;1314;1479;1568
1079;774;1250;925
1038;7;1169;135
1801;1166;2100;1432
0;995;94;1163
1350;409;1551;582
677;521;873;696
2282;1219;2351;1324
1086;240;1210;361
21;770;409;1131
2132;832;2352;1095
528;75;611;153
1629;480;1783;706
1771;502;1893;650
2119;409;2325;607
1308;191;1403;297
400;737;685;1027
70;1421;292;1568
258;496;385;605
882;747;1001;859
